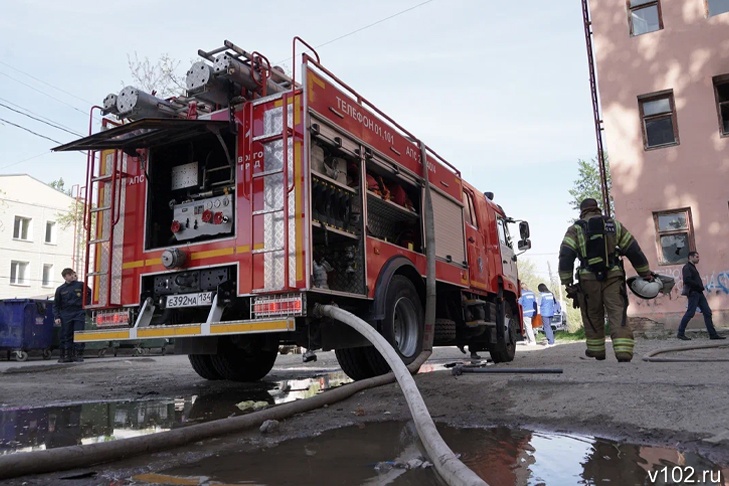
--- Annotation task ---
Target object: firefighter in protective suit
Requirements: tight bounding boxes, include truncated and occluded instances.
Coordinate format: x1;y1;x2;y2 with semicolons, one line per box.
558;198;653;362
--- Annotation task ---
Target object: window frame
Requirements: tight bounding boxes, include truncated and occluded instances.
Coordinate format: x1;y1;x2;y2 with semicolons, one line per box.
712;74;729;137
44;221;57;245
10;260;30;286
13;216;32;241
42;263;54;287
653;208;694;266
638;90;679;150
706;0;729;17
627;0;663;36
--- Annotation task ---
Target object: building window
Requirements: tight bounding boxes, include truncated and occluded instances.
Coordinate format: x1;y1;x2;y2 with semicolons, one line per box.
639;92;679;149
707;0;729;16
10;261;29;286
45;221;57;244
13;216;31;241
713;75;729;135
629;0;662;36
42;264;53;287
654;209;693;265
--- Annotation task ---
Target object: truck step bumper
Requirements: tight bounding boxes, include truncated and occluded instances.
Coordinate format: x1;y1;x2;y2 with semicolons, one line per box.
74;318;296;343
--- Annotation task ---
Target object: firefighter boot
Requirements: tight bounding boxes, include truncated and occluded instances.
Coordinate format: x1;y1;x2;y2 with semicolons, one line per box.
57;349;72;363
584;349;606;360
612;337;634;362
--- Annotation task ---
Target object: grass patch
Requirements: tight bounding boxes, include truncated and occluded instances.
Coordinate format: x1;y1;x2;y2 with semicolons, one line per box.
555;327;585;341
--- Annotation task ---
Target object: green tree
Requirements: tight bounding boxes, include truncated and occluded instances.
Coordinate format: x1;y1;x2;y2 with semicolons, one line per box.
48;177;72;196
568;156;614;218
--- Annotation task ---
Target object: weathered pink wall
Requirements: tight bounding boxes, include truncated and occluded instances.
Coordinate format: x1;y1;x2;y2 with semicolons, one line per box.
590;0;729;330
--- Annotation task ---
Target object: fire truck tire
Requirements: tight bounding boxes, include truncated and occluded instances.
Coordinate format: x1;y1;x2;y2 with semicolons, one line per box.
335;347;376;381
433;318;456;343
188;354;223;380
367;275;423;374
489;304;517;363
210;338;278;382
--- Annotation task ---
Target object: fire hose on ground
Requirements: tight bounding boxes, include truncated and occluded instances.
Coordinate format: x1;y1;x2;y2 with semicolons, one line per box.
0;306;485;485
642;341;729;362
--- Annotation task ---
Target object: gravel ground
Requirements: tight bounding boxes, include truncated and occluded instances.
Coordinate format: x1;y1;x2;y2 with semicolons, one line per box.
2;332;729;481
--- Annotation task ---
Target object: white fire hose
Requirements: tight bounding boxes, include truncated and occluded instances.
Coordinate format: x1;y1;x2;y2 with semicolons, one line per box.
314;304;486;486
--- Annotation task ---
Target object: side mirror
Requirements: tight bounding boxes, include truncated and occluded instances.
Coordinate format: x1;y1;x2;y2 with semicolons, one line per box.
519;221;530;240
518;239;531;252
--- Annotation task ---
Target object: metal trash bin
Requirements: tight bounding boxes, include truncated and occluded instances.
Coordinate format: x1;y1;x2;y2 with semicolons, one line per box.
0;299;55;361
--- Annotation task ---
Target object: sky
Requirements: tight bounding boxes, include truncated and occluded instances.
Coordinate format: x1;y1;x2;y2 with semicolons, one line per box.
0;0;597;283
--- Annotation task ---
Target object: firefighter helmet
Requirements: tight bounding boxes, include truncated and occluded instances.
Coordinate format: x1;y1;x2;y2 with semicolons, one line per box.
655;273;676;295
627;275;663;299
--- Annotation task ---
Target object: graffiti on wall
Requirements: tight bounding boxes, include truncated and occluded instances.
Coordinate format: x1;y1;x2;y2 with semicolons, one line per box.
705;271;729;295
631;266;729;308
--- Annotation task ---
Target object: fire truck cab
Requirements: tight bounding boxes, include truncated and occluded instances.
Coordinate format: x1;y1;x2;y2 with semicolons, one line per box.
54;38;531;381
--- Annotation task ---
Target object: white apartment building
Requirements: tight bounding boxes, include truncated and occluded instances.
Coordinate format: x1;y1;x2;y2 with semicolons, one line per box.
0;174;82;299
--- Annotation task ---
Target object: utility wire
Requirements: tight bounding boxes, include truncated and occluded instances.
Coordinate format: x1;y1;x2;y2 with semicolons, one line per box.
0;102;83;137
0;116;61;144
0;152;53;171
0;60;96;107
277;0;436;66
0;97;83;135
316;0;435;50
0;71;90;118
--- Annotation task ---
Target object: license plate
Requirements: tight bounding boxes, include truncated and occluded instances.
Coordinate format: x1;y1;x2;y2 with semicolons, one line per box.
166;292;214;308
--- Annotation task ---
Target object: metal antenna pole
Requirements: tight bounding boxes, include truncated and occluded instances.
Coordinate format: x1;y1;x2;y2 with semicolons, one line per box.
582;0;611;217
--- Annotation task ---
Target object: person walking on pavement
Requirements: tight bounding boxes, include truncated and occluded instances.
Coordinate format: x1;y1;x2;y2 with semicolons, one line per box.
54;268;91;363
537;283;557;346
558;198;654;362
677;251;725;341
518;283;538;345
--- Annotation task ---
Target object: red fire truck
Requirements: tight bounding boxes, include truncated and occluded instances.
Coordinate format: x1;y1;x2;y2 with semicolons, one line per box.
55;38;532;381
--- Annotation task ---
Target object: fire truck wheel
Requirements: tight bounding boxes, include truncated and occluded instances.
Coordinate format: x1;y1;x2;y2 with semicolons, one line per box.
335;347;376;381
210;337;278;382
367;275;423;375
489;304;517;363
433;318;457;344
188;354;223;380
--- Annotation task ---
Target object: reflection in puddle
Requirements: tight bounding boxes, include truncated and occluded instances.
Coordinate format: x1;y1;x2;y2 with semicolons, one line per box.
0;371;352;455
137;422;725;486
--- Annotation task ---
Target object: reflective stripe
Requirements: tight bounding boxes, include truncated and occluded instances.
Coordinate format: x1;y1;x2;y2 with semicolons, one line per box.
586;338;606;352
612;338;635;353
562;236;578;250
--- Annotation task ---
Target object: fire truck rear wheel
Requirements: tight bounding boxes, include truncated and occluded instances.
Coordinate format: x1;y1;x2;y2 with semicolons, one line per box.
366;275;423;375
489;303;517;363
210;337;279;382
188;354;223;380
335;347;376;381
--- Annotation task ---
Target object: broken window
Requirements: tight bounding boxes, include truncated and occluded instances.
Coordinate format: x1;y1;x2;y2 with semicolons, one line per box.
654;209;693;265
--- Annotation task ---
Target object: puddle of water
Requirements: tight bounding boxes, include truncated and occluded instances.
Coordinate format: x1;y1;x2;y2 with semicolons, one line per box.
0;371;351;455
129;422;726;486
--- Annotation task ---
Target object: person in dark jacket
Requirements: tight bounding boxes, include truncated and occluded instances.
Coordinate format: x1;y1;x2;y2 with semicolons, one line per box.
676;251;725;341
54;268;91;362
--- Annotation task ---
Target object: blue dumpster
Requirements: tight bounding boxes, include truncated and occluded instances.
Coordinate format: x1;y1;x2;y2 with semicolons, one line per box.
0;299;55;361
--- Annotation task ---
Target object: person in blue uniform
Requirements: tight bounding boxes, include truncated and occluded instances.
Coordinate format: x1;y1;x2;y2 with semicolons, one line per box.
54;268;91;363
